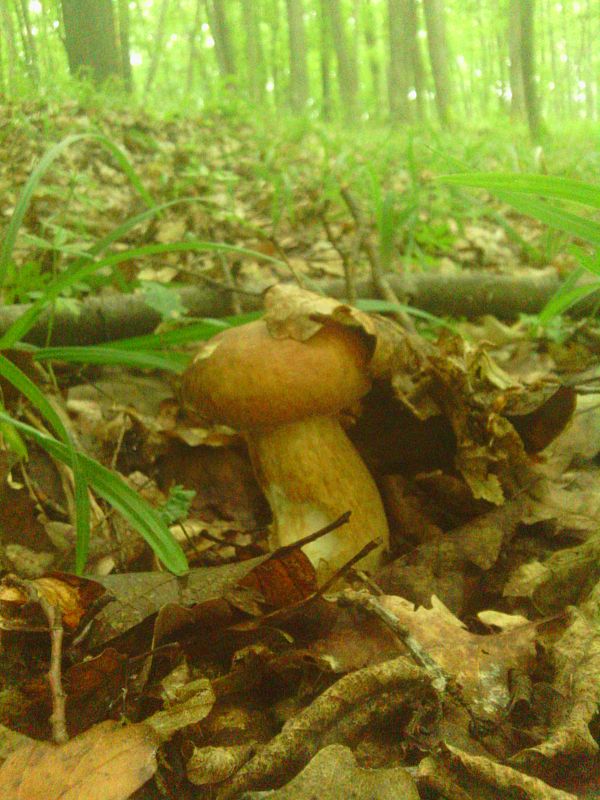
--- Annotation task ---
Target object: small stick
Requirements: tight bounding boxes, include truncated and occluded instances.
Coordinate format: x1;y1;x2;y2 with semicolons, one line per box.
340;187;416;333
319;200;357;303
338;588;447;694
16;578;69;743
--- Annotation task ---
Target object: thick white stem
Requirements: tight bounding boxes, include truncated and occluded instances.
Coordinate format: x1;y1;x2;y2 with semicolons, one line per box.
245;416;388;581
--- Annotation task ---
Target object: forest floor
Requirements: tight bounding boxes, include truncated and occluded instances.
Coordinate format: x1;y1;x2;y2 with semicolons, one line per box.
0;100;599;800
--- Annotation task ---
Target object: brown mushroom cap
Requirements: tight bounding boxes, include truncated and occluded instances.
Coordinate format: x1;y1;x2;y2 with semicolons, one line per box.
181;319;371;430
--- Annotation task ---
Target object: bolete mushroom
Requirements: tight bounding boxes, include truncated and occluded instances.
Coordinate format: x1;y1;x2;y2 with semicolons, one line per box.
181;318;389;581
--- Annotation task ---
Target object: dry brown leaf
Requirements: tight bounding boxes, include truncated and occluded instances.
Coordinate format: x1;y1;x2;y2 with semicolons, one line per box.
145;677;215;740
216;656;432;799
0;720;159;800
0;573;107;632
380;595;537;720
419;743;576;799
511;586;600;781
187;743;254;786
238;744;419;800
505;531;600;613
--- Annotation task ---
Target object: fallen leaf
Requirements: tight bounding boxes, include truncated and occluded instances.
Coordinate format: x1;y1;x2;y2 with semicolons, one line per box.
0;720;160;800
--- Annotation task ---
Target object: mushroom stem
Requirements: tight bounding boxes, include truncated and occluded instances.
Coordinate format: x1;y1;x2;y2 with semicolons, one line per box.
245;416;388;579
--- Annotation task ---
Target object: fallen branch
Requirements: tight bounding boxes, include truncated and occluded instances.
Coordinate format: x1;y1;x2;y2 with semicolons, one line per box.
1;268;561;347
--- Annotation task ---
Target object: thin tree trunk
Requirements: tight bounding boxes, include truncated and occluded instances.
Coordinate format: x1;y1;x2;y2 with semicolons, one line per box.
186;0;202;94
16;0;40;81
495;30;509;112
520;0;544;141
584;0;596;119
286;0;309;112
269;0;283;108
546;0;562;116
319;0;332;119
323;0;359;120
422;0;452;126
362;1;382;116
508;0;525;118
205;0;236;85
117;0;133;91
387;0;412;123
242;0;266;105
0;2;18;93
144;0;169;96
37;0;55;79
407;0;426;121
476;0;490;115
560;2;573;115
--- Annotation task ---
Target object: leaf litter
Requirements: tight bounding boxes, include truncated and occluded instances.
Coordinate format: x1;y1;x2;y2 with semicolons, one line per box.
1;106;600;799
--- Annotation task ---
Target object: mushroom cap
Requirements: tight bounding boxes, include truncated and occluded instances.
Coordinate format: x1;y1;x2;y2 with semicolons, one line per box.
181;319;371;430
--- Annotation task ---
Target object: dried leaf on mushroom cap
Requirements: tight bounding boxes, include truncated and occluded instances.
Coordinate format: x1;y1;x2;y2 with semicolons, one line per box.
263;284;377;346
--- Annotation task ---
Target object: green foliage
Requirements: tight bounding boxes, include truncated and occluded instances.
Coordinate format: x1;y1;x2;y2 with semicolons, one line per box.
438;172;600;330
160;485;196;526
0;409;189;575
0;134;274;574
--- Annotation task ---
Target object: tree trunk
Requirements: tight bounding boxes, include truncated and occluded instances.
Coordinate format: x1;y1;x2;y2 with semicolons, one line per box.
508;0;525;118
15;0;40;81
362;1;383;116
545;0;562;116
0;2;18;93
205;0;236;84
186;0;202;94
61;0;122;83
520;0;544;141
387;0;413;123
319;0;333;119
117;0;133;91
286;0;309;112
143;0;170;96
36;0;55;79
323;0;359;119
241;0;266;105
407;0;426;120
422;0;452;126
476;0;490;115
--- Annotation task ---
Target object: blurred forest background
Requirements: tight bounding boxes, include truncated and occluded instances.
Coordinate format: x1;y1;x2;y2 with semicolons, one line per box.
1;0;598;139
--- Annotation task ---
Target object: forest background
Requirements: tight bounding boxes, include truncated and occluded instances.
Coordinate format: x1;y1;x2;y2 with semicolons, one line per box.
2;0;599;139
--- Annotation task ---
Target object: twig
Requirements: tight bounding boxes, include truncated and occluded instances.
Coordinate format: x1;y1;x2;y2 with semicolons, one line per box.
208;225;242;315
319;200;357;303
340;186;416;333
16;578;69;744
338;589;447;694
177;268;264;297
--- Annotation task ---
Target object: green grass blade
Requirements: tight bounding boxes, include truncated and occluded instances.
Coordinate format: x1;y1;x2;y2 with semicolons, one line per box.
34;347;189;372
99;313;261;351
497;191;600;247
438;174;600;209
538;283;600;322
0;242;280;349
0;410;188;575
355;298;462;334
0;354;90;571
33;312;264;372
0;133;154;287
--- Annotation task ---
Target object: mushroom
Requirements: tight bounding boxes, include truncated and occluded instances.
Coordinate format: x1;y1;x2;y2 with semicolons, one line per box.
181;318;389;581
